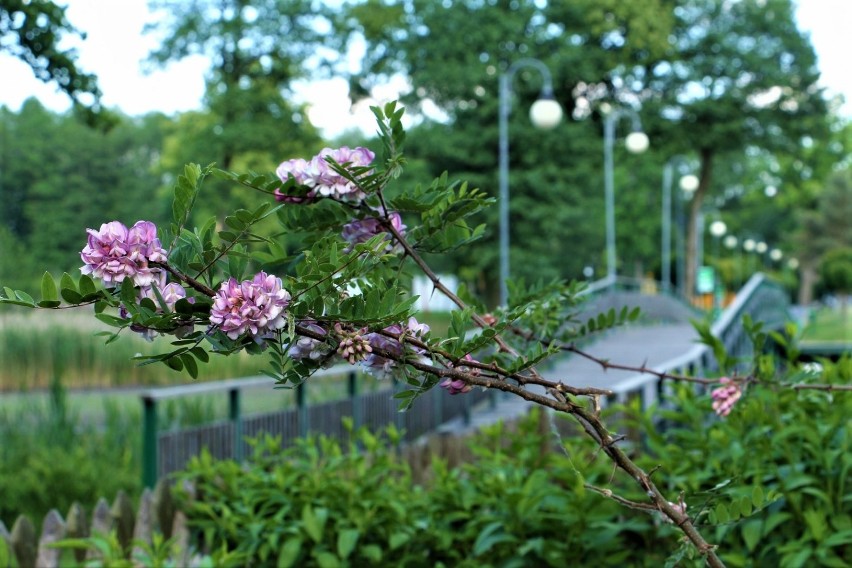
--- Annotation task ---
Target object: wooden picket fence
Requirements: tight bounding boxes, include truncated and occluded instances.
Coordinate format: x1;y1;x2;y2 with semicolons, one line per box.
0;480;189;568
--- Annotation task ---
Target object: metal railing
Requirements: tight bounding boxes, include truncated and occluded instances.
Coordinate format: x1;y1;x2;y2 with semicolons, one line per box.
140;366;489;487
601;273;791;409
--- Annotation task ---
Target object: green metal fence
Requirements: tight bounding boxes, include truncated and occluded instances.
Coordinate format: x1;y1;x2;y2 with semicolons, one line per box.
140;366;487;488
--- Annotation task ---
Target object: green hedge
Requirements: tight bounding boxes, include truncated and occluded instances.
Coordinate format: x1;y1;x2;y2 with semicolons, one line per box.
177;357;851;567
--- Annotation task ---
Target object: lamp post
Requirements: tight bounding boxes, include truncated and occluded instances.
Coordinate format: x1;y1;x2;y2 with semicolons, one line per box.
498;58;562;306
662;161;696;293
756;241;768;268
743;238;756;277
676;174;699;295
709;220;727;313
723;234;739;289
603;106;648;282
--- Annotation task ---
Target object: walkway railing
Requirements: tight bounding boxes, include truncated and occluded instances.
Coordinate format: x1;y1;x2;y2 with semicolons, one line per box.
140;367;489;487
603;273;791;409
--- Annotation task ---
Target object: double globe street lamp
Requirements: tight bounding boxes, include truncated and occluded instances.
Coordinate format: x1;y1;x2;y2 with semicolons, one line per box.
498;58;562;306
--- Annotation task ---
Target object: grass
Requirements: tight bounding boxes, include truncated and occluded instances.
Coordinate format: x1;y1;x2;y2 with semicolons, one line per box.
0;308;455;392
800;306;851;344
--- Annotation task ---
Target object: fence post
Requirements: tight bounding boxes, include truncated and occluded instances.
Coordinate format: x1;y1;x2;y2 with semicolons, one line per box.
463;390;471;426
433;386;443;429
228;387;243;462
348;371;360;429
297;382;308;437
142;396;158;489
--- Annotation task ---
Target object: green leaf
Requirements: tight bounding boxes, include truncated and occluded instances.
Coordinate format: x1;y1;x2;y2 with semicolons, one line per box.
336;529;359;560
741;520;762;552
388;532;410;550
40;272;58;303
361;545;382;562
277;538;302;568
314;552;340;568
61;288;83;304
752;485;764;509
79;274;98;298
473;522;516;556
302;506;327;543
181;353;199;379
714;503;730;524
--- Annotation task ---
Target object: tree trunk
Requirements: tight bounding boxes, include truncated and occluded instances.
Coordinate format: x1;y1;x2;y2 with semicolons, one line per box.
685;148;715;302
798;262;818;305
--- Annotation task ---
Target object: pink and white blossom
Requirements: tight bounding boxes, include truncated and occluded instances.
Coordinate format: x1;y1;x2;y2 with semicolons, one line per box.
80;220;167;287
274;146;375;203
289;321;333;362
341;212;405;253
209;272;291;340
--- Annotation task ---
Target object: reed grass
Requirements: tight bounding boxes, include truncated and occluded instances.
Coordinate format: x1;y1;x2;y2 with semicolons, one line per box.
0;309;455;392
1;309;279;391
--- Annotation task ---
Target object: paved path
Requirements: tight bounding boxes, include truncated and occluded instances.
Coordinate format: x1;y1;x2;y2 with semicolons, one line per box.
439;323;700;435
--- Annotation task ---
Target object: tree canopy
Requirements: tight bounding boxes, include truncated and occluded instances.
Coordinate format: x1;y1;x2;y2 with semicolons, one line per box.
0;0;105;125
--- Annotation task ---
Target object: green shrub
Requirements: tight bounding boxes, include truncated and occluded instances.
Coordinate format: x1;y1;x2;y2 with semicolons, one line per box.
175;357;851;567
0;390;140;525
622;355;852;567
177;412;677;567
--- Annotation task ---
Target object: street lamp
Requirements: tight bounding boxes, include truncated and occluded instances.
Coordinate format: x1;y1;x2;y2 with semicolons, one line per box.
602;106;649;281
724;234;740;289
675;173;700;295
709;220;727;312
498;58;562;306
661;159;696;293
743;238;756;279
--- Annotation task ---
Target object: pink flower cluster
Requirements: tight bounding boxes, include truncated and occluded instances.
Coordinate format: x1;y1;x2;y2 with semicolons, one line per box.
364;317;430;379
80;220;167;287
209;272;291;340
711;377;742;417
275;146;375;203
341;211;406;253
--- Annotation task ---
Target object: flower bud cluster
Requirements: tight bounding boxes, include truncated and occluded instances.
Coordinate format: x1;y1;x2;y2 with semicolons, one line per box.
80;220;167;287
711;377;742;417
335;323;373;364
210;272;291;340
275;146;375;203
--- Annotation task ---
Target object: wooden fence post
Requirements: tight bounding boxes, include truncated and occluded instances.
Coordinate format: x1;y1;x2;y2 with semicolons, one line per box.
34;510;65;568
110;491;135;553
10;516;36;568
65;502;88;564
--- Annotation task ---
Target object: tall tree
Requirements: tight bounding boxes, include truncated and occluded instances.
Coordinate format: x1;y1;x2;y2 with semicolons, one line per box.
144;0;339;171
0;0;105;125
637;0;830;298
346;0;672;302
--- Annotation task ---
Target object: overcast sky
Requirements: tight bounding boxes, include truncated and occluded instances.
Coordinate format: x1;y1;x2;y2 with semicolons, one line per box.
0;0;849;138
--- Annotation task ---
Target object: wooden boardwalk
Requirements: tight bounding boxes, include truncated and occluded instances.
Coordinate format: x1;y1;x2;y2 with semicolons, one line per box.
438;322;701;435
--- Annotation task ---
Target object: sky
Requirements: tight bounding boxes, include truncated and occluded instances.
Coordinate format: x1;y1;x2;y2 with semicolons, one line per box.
0;0;850;139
